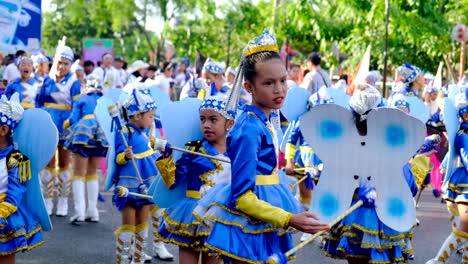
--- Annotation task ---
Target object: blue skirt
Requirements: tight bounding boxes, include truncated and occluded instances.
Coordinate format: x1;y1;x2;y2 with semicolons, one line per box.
324;199;413;263
157;197;208;251
64;116;109;157
42;108;70;144
442;167;468;203
0;205;44;255
204;182;302;263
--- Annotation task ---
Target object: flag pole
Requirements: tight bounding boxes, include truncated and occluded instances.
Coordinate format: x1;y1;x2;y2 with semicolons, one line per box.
382;0;390;97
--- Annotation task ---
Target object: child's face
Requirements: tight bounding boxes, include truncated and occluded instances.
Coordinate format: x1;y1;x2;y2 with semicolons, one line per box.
199;109;232;143
245;58;287;110
132;110;156;129
19;60;33;79
0;125;10;138
57;58;72;78
462;112;468;123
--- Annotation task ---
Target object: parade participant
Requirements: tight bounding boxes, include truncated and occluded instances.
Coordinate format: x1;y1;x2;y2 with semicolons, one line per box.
36;46;82;216
396;63;426;98
426;90;468;263
154;96;234;263
197;60;229;99
31;54;49;87
322;87;417;264
284;90;330;242
2;51;24;85
114;56;129;86
71;61;86;90
154;62;174;98
124;60;149;93
5;57;39;109
112;88;166;264
425;85;441;122
63;75;109;224
0;96;44;263
91;53;123;93
203;30;329;263
83;60;95;76
174;58;191;89
225;67;236;88
301;52;331;94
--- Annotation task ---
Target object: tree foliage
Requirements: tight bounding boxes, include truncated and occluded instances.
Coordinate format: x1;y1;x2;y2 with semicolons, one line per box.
42;0;468;74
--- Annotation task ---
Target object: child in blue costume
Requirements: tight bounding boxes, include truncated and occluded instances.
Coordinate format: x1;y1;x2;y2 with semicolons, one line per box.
155;96;235;264
203;30;329;264
324;87;414;264
63;75;109;224
426;90;468;264
112;88;164;264
197;60;229;100
36;46;82;217
5;57;39;109
0;96;44;263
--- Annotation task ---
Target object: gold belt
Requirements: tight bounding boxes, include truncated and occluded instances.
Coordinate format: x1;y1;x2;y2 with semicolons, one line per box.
255;174;279;185
82;114;95;120
20;102;35;109
186;190;201;199
44;102;71;110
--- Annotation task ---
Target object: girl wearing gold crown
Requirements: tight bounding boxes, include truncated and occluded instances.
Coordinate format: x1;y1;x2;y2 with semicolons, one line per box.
201;30;329;263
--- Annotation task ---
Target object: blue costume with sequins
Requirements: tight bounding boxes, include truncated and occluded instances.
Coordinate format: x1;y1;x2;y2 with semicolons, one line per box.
285;119;322;189
204;105;302;263
112;123;159;210
5;77;40;109
442;122;468;203
37;73;81;144
0;145;44;255
63;91;109;157
155;139;230;251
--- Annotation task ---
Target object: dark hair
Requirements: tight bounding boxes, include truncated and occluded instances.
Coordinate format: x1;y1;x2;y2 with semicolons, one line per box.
15;50;26;58
290;64;300;70
160;62;173;72
303;69;310;77
243;51;282;82
148;65;158;72
74;54;81;61
307;52;321;66
340;74;348;83
352;109;371;136
84;60;95;67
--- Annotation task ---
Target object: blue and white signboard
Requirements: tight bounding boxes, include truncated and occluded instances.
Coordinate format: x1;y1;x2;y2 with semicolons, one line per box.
0;0;42;54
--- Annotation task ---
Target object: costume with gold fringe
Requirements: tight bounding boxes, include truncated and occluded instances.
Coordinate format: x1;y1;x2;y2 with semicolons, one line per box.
156;139;230;251
0;145;44;255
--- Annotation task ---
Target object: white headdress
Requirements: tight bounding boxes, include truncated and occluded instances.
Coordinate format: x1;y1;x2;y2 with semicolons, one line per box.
0;94;24;131
123;88;157;116
349;86;382;118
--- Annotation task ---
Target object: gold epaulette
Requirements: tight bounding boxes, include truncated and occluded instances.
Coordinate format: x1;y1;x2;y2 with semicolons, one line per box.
7;150;31;183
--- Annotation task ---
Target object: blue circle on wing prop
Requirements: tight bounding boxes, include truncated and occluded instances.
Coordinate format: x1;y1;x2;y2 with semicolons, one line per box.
319;120;342;140
387;197;406;217
385;124;405;147
319;193;339;217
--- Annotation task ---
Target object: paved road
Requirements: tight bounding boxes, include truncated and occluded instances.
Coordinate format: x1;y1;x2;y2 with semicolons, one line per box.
17;189;459;264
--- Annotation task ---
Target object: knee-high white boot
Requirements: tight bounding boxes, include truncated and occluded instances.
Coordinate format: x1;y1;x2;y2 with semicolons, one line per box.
70;176;86;224
40;167;56;215
426;228;468;263
151;207;174;260
56;168;72;217
115;225;134;264
132;223;152;264
85;174;100;222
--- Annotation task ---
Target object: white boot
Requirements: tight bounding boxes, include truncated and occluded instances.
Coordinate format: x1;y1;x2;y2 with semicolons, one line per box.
85;175;100;222
40;168;56;215
70;177;86;224
115;225;134;264
447;205;460;229
426;229;467;263
151;210;174;261
131;223;148;264
56;168;71;217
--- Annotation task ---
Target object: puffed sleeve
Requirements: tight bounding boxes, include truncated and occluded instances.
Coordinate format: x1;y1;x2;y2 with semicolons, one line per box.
70;80;82;102
68;97;83;127
115;126;131;165
456;134;468;171
4;83;16;100
230;120;292;229
285;120;300;160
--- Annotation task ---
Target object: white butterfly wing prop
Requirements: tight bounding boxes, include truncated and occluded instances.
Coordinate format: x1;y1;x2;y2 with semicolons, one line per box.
442;98;459;184
300;104;361;223
407;97;429;123
366;107;425;232
281;87;310;122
